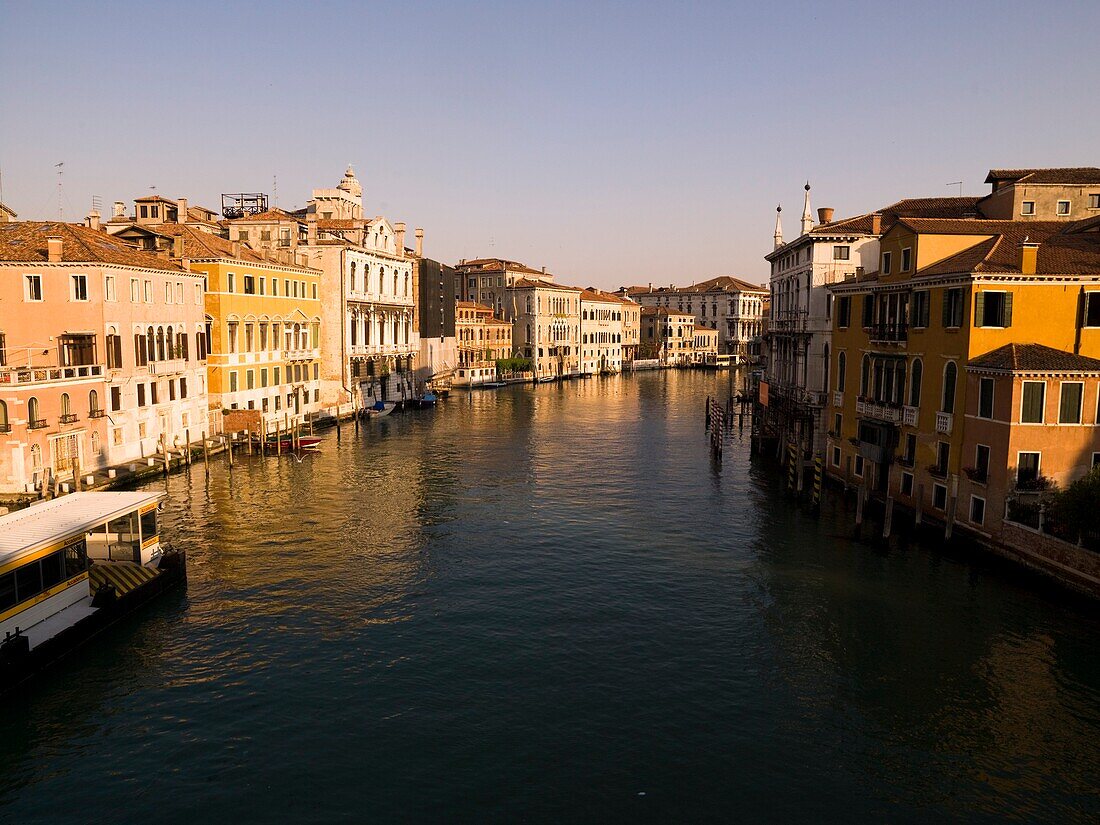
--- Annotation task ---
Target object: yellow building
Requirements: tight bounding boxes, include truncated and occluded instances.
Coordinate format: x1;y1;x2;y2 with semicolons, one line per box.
826;215;1100;529
155;225;324;424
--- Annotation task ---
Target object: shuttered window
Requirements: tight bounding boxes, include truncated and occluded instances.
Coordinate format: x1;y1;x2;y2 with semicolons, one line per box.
1059;382;1083;424
974;291;1012;327
1021;381;1045;423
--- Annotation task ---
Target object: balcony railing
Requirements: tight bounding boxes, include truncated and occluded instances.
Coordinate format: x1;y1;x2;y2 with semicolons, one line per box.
868;322;908;344
149;358;187;375
0;423;11;434
902;405;918;427
0;364;104;386
833;391;843;408
27;419;48;430
936;411;953;435
856;399;902;424
283;348;318;361
59;413;79;424
88;408;106;419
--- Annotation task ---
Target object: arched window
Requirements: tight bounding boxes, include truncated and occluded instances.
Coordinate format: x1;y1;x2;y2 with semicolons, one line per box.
0;400;8;431
60;393;71;418
942;362;957;413
909;358;923;406
837;351;846;391
91;431;101;455
28;396;41;425
379;267;386;294
393;273;398;295
147;327;156;362
157;326;166;361
404;273;409;296
350;262;357;292
166;326;174;358
822;344;830;393
860;355;871;397
89;390;99;415
31;444;42;469
393;317;399;343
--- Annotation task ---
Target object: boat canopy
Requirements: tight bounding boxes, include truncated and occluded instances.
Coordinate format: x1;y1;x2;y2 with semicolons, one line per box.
0;492;165;565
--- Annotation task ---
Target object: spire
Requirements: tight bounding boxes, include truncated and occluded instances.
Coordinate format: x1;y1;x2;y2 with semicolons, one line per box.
773;204;784;250
801;182;813;235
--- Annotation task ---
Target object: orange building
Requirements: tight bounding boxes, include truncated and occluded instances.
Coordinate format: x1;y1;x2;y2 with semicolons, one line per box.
454;302;512;386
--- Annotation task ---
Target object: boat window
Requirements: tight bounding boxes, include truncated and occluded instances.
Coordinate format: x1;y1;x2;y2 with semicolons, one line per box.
106;514;139;563
40;551;66;590
0;572;15;611
65;539;89;578
140;508;158;543
15;563;42;602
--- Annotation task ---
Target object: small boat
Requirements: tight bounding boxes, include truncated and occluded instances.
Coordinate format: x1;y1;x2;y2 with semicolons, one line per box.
537;375;556;384
0;492;187;696
480;381;506;389
416;392;438;408
269;436;321;452
368;400;397;417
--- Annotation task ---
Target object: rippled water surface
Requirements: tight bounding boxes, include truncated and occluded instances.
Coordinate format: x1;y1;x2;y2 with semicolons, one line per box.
1;372;1098;823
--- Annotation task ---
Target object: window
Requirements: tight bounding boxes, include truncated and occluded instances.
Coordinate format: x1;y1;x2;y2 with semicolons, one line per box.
88;389;100;417
1084;293;1100;327
144;280;152;302
1017;452;1041;484
1021;201;1035;216
227;321;238;353
932;483;947;511
854;455;864;478
180;377;187;399
837;297;851;328
861;295;874;328
243;275;256;295
227;273;236;293
105;275;116;301
106;331;122;369
975;444;990;482
900;248;912;272
111;386;122;411
25;274;43;301
1056;200;1071;217
1059;382;1083;424
246;370;255;390
936;441;950;475
229;371;238;392
942;288;964;328
150;382;158;405
974;291;1012;327
130;278;140;302
833;245;850;261
970;496;986;526
909;358;923;406
833;413;842;437
137;384;146;407
1021;381;1045;423
941;362;957;414
978;377;994;418
911;291;929;328
882;251;892;275
837;352;846;390
900;472;914;496
904;433;916;464
165;282;173;304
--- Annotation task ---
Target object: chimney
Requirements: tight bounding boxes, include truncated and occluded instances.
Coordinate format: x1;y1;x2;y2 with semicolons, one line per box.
176;197;188;224
415;228;424;257
85;210;101;231
172;235;184;258
232;241;242;258
181;256;191;271
112;201;126;219
1019;239;1039;275
47;236;63;262
307;213;318;244
817;207;834;224
870;212;882;235
394;222;406;255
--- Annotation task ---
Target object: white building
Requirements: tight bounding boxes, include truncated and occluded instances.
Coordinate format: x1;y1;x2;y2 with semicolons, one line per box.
579;289;626;374
508;277;581;378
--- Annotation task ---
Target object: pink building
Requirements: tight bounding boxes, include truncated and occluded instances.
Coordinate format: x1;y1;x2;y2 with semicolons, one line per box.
0;220;208;495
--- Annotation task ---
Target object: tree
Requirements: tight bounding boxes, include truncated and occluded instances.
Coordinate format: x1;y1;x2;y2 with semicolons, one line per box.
1048;465;1100;545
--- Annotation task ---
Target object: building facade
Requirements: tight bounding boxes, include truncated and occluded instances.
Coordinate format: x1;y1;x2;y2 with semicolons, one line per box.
0;221;207;494
455;258;552;311
640;307;695;366
579;289;625;374
454;302;512;385
824;213;1100;542
509;278;581;378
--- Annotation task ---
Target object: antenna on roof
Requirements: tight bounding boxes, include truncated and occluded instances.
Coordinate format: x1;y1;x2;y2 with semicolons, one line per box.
91;194;102;212
946;181;963;196
55;162;64;220
273;175;278;208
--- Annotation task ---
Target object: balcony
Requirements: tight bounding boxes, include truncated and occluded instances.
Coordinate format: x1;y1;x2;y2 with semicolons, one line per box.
27;419;48;430
856;399;902;424
868;322;908;344
149;358;187;375
964;466;988;483
88;409;106;419
0;423;11;434
59;413;79;424
926;464;948;480
935;411;953;435
0;363;104;387
283;347;318;361
833;391;843;408
902;405;918;427
897;455;915;469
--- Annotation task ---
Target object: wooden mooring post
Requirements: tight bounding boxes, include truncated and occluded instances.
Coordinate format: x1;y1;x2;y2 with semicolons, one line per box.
203;436;210;478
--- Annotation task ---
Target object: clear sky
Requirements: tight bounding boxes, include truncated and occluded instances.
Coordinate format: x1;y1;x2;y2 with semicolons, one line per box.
2;0;1098;289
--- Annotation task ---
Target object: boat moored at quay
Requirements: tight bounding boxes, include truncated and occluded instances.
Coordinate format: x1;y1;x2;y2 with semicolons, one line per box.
0;492;186;695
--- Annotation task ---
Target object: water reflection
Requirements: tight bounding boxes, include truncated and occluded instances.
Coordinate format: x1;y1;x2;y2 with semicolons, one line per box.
0;371;1097;823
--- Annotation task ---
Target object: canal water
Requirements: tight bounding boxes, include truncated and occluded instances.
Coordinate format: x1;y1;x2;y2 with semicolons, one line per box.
1;371;1098;823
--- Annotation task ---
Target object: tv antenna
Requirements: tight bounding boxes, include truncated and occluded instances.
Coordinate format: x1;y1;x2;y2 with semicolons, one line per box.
273;175;278;208
946;181;963;196
55;162;64;220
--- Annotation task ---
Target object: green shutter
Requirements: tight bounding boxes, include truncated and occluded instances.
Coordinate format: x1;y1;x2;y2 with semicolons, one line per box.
1002;292;1012;327
974;292;985;327
941;291;951;327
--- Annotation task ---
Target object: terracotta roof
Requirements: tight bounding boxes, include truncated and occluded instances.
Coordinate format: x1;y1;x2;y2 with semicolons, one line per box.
985;168;1100;185
317;219;360;230
512;277;580;291
456;300;493;311
149;223;267;263
809;197;985;238
630;276;766;295
0;221;185;272
231;209;303;223
457;258;547;276
580;288;622;304
911;220;1100;277
969;343;1100;373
